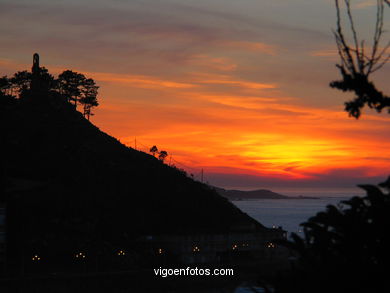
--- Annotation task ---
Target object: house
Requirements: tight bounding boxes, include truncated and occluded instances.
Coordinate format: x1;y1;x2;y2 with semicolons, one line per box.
137;225;288;264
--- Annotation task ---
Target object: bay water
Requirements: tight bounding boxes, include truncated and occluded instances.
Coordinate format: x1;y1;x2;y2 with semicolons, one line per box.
231;187;365;235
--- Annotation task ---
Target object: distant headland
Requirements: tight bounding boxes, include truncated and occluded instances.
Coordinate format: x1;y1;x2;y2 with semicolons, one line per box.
214;186;318;200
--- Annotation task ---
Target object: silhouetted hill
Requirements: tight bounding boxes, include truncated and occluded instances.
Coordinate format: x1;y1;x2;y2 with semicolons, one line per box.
214;187;289;200
214;187;318;200
1;92;265;255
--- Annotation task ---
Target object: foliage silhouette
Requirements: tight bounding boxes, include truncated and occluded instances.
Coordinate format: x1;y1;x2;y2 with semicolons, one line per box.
276;179;390;293
149;145;158;156
80;78;99;120
58;70;87;107
158;150;168;162
1;54;100;119
0;76;15;102
330;0;390;118
10;70;32;96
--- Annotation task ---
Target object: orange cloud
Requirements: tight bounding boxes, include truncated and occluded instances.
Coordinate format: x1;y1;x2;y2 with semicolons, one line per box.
80;65;390;185
101;87;390;184
75;71;198;89
310;49;339;59
222;41;278;55
189;72;277;89
0;58;32;74
187;55;237;72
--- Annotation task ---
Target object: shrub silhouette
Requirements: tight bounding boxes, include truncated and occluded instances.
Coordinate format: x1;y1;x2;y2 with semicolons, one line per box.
276;178;390;293
158;150;168;162
149;145;158;157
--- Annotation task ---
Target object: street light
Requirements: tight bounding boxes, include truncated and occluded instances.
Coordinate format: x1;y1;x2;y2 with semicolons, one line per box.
75;252;86;259
32;254;41;261
267;242;276;248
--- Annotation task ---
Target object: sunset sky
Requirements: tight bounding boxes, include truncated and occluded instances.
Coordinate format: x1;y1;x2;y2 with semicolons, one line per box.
1;0;390;189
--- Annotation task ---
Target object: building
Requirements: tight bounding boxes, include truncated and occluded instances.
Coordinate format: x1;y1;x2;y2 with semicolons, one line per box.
137;225;288;264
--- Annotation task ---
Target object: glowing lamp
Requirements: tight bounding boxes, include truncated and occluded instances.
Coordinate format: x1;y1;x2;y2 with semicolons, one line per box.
32;254;41;261
75;252;86;259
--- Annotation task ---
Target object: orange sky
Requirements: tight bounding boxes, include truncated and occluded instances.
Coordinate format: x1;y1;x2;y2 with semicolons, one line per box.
1;0;390;188
92;72;390;187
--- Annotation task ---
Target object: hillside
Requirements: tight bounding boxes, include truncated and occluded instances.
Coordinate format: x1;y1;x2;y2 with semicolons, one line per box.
1;92;266;265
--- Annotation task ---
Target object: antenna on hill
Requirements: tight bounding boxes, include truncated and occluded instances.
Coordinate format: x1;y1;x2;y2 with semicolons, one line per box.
201;168;204;183
134;137;137;150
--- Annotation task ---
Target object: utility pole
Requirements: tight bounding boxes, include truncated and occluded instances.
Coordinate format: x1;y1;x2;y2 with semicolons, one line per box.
201;169;204;183
134;138;137;150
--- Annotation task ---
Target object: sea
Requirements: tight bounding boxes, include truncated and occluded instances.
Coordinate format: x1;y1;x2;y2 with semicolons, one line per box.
231;187;365;236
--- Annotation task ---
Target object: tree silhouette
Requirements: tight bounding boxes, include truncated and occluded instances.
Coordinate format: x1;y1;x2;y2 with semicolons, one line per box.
150;146;158;157
276;179;390;293
57;70;100;117
80;78;99;120
58;70;86;108
1;55;101;119
0;76;16;107
10;70;32;96
158;150;168;162
330;0;390;118
0;76;12;96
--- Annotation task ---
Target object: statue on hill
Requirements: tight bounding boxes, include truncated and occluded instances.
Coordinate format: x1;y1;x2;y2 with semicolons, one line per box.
32;53;40;74
31;53;42;95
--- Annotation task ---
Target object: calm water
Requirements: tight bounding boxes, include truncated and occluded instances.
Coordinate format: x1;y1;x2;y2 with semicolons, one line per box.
232;188;365;235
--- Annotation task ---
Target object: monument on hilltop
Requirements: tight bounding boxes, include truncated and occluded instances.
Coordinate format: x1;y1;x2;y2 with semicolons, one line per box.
30;53;40;94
